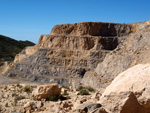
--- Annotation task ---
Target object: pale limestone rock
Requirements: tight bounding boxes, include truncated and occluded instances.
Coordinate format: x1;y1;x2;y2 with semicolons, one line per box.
50;22;136;36
100;64;150;113
24;102;35;108
3;21;137;88
95;21;150;88
32;84;61;100
61;88;68;95
14;46;39;63
91;107;108;113
81;71;101;89
91;91;102;100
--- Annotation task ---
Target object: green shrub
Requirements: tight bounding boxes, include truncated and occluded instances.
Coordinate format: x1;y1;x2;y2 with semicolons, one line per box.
63;92;69;96
62;85;69;89
76;86;84;91
76;86;95;92
23;85;31;92
0;35;35;59
79;89;89;95
47;95;60;101
16;84;20;87
31;85;37;88
86;86;95;92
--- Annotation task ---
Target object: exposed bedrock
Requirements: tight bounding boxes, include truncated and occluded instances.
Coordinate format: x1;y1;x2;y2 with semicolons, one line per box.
3;21;147;88
79;20;150;88
50;22;136;36
37;35;119;50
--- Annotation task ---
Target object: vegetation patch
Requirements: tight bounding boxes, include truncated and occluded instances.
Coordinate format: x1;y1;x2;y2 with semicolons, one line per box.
85;86;95;92
78;89;89;95
46;95;60;101
23;85;31;92
62;85;70;89
76;86;95;93
0;35;35;60
63;92;69;96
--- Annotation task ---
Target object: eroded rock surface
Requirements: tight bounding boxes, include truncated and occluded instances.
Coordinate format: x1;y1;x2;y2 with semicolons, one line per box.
1;20;150;112
32;84;61;101
94;20;150;88
50;22;136;36
3;21;137;87
100;64;150;113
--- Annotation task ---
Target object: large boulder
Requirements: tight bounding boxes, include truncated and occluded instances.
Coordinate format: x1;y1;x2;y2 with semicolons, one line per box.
32;84;61;100
100;64;150;113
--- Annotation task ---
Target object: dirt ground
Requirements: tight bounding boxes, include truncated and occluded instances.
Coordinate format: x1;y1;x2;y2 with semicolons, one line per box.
0;75;40;85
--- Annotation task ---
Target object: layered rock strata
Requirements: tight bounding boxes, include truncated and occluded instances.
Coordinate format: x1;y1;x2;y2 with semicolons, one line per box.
93;20;150;88
3;22;137;87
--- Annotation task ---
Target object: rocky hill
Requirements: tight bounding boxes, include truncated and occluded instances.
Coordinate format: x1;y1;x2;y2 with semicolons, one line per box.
1;20;150;113
0;35;35;59
2;21;150;89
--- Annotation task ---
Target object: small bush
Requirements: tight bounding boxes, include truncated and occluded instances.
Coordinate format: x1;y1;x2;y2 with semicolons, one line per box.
86;86;95;92
63;92;69;96
76;86;84;91
31;85;37;88
47;95;60;101
79;89;89;95
16;84;20;87
62;85;69;89
76;86;95;92
23;85;31;92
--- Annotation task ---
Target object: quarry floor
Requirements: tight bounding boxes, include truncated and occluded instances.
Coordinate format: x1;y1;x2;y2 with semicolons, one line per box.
0;75;40;85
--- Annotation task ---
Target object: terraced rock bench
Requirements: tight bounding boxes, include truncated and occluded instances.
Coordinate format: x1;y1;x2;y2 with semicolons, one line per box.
3;22;136;87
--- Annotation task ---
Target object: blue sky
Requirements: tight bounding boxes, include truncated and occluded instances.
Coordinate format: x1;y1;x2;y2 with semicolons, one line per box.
0;0;150;43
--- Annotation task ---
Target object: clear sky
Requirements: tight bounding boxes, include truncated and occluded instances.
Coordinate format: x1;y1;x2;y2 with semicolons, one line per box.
0;0;150;43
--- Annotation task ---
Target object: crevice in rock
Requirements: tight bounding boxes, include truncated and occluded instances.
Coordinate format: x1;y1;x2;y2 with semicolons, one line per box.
98;38;118;50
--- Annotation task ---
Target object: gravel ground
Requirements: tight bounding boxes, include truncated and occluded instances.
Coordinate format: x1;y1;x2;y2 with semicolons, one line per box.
0;75;19;85
0;75;40;85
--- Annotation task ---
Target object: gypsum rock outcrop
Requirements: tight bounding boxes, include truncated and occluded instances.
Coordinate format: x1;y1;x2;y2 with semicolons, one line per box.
2;22;137;86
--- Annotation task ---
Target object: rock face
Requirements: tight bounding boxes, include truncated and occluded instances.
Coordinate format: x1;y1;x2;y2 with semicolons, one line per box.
2;21;142;87
81;71;102;89
94;20;150;88
50;22;136;36
100;64;150;113
32;84;61;100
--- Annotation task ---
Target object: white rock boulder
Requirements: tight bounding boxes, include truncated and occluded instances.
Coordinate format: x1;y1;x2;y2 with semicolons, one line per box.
100;64;150;113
